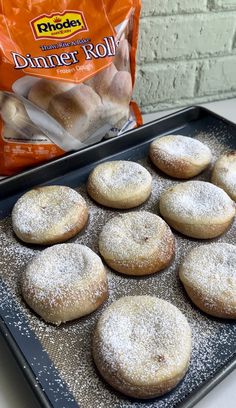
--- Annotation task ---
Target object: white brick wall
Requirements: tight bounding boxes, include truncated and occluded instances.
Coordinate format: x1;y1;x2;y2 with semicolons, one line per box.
134;1;236;112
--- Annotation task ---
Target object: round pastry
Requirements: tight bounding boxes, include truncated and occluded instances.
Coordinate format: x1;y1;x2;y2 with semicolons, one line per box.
99;211;175;276
179;243;236;319
21;244;108;325
149;135;212;179
87;160;152;209
12;185;88;245
159;181;235;239
93;296;192;399
211;151;236;201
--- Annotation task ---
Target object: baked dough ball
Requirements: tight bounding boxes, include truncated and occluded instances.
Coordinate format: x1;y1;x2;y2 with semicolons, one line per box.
93;296;192;399
159;181;235;239
21;244;108;325
179;243;236;319
99;211;175;276
149;135;212;179
211;151;236;201
12;186;88;245
87;161;152;209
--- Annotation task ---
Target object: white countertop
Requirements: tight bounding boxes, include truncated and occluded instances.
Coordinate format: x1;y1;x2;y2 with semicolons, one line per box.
0;98;235;408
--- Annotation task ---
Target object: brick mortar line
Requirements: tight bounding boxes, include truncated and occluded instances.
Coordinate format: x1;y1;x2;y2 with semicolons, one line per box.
139;92;236;111
193;65;203;97
137;52;236;66
232;30;236;49
140;10;236;19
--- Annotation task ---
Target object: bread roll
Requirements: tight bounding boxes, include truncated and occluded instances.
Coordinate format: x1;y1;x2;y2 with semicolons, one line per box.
99;211;175;275
93;296;192;399
21;244;108;325
114;37;130;71
159;181;235;239
28;78;75;110
149;135;212;179
108;70;132;105
85;63;117;98
179;243;236;318
12;185;88;245
211;151;236;201
1;95;31;130
87;160;152;209
47;83;103;142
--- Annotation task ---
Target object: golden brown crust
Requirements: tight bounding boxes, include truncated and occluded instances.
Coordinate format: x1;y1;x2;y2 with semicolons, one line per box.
149;135;212;179
150;149;207;179
21;244;108;325
161;215;233;239
211;151;236;201
179;243;236;319
99;211;175;276
92;296;192;399
180;282;236;319
12;186;89;245
93;337;190;399
87;161;152;209
87;178;151;209
23;279;108;325
159;181;235;239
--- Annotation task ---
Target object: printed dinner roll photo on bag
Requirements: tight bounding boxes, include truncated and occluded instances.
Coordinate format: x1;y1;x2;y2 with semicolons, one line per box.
0;0;142;175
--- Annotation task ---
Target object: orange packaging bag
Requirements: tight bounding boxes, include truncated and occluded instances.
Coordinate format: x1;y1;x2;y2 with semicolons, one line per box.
0;0;142;175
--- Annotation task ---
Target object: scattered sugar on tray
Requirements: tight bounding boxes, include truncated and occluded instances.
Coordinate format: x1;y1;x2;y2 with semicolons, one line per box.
0;218;36;261
195;129;231;163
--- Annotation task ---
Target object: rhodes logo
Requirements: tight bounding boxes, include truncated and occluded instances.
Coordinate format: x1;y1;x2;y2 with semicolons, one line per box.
30;10;88;40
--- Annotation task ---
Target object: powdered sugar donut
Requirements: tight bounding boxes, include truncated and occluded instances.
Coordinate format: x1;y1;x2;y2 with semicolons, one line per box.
12;186;88;245
87;161;152;209
93;296;192;399
211;151;236;201
179;243;236;318
149;135;212;179
99;211;175;275
21;244;108;325
159;181;235;239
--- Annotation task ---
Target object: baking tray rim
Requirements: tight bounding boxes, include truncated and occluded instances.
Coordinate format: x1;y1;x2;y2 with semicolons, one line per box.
1;104;236;200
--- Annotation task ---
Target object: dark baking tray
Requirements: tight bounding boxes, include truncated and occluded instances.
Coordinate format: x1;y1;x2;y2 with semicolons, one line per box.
0;106;235;408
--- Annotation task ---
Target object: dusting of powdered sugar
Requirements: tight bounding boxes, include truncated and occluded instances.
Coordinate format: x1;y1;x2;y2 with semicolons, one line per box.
212;151;236;200
89;160;152;191
0;125;235;408
151;135;212;162
179;243;236;314
22;244;106;307
94;296;191;385
99;211;173;266
160;181;235;221
12;185;86;235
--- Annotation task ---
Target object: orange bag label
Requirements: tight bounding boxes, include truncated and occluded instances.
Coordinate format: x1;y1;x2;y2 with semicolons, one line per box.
0;0;142;176
31;11;88;41
2;0;115;82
